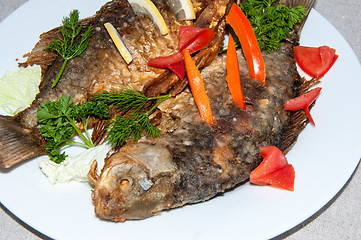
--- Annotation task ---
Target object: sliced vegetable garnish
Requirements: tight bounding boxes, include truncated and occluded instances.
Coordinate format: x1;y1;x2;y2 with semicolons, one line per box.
240;0;306;52
167;61;186;80
178;27;216;54
226;3;266;85
178;26;205;49
184;48;214;125
250;146;295;191
253;164;295;191
294;45;338;78
168;0;196;20
148;26;215;80
226;35;246;109
148;52;183;70
284;87;322;126
104;22;133;64
128;0;169;35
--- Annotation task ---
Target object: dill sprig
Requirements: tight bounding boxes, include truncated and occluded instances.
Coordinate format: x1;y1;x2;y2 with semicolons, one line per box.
107;112;160;147
92;89;171;147
91;88;163;113
240;0;306;52
46;10;93;88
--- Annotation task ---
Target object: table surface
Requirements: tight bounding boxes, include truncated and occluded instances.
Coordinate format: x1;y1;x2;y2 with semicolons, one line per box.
0;0;360;239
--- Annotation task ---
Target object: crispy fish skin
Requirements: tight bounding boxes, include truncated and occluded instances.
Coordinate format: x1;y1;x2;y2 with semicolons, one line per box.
0;0;227;168
90;0;317;221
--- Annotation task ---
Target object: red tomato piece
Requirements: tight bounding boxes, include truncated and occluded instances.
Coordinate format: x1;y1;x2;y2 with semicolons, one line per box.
294;45;338;78
253;164;295;191
284;87;322;126
250;146;295;191
250;146;288;181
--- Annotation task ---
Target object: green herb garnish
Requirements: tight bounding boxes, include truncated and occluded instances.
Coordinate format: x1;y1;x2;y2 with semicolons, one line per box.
46;10;93;88
37;95;109;163
92;88;171;147
37;89;171;163
240;0;306;52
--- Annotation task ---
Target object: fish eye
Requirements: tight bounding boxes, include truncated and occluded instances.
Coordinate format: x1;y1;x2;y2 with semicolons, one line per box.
119;178;131;192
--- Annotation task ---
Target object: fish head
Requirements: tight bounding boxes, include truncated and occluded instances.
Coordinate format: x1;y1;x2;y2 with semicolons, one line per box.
91;143;178;221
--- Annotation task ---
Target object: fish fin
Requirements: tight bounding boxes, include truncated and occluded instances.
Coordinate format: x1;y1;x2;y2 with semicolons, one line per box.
18;28;59;68
0;116;46;168
279;0;315;12
279;77;320;153
294;0;315;35
279;0;315;41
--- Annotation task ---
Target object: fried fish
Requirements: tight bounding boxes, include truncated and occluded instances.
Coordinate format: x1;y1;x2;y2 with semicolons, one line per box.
0;0;229;168
88;0;317;221
0;0;318;222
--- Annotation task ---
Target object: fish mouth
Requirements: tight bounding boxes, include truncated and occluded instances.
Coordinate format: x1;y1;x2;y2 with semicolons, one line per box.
91;143;179;221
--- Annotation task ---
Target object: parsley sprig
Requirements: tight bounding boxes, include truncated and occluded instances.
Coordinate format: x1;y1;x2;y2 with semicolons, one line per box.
37;89;171;163
37;96;109;163
46;10;93;88
240;0;306;52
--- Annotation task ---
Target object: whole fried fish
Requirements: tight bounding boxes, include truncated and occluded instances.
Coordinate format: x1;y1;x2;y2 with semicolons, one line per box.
0;0;317;223
88;0;317;221
0;0;229;168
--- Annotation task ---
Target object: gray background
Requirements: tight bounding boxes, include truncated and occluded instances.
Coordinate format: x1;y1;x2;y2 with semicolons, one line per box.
0;0;360;239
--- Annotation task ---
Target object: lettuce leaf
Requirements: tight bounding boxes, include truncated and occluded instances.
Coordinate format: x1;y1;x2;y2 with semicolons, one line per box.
0;65;41;115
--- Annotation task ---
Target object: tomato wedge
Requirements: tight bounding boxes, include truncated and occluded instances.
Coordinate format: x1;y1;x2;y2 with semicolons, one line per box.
294;45;338;78
254;164;295;191
226;3;266;85
250;146;295;191
284;87;322;126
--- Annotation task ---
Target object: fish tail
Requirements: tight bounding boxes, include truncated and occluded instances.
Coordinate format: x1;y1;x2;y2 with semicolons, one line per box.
0;116;46;168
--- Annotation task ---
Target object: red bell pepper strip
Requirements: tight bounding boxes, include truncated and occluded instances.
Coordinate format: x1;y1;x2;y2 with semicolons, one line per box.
294;45;338;79
250;146;295;191
284;87;322;126
148;51;183;69
167;60;185;80
226;34;246;109
184;48;214;125
148;27;216;80
178;26;205;49
226;3;266;85
178;27;216;54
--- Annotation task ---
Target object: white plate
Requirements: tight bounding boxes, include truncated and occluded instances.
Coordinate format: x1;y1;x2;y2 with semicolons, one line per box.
1;1;361;240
